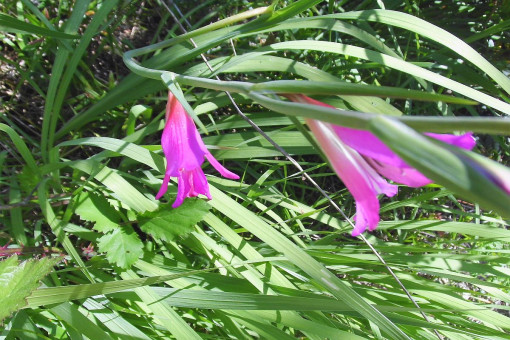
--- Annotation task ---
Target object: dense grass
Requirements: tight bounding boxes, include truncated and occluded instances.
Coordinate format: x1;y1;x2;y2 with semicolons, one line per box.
1;0;509;339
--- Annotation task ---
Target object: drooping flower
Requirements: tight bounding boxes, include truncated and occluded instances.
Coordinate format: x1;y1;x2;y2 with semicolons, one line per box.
284;94;476;236
156;92;239;208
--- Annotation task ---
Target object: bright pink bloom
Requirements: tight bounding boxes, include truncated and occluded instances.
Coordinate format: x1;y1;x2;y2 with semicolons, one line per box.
156;92;239;208
285;94;476;236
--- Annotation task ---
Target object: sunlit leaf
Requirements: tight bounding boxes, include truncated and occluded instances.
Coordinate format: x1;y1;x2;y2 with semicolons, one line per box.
0;256;60;321
75;192;121;232
139;198;211;242
97;227;143;268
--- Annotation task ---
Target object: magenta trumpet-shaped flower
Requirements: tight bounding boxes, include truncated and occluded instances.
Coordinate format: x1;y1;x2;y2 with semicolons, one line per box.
285;94;476;236
156;92;239;208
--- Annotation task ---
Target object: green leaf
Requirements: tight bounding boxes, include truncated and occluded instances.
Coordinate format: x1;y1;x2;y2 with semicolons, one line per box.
264;41;510;114
251;80;477;105
0;13;78;39
208;186;411;340
0;124;39;176
97;227;143;268
125;105;152;136
0;255;60;321
17;165;40;195
327;10;510;95
75;192;121;232
70;160;158;213
139;199;211;242
26;259;274;307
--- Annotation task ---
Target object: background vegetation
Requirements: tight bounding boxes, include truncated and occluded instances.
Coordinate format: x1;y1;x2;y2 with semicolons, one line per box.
1;0;509;339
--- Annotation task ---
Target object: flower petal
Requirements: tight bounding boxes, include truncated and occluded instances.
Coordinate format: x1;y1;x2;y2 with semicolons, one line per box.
173;169;189;208
171;168;212;208
285;94;480;235
352;199;380;236
284;94;410;167
366;158;432;187
286;93;476;168
191;168;212;200
205;154;240;179
307;118;397;236
157;91;239;205
425;132;476;150
333;125;409;168
162;93;206;175
155;172;171;200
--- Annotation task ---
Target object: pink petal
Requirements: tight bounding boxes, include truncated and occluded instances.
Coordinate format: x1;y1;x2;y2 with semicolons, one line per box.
191;168;212;200
306;118;397;236
333;125;409;168
425;132;476;150
286;94;480;235
333;129;476;171
161;93;205;175
205;154;240;180
171;168;212;208
173;169;189;208
287;94;476;188
157;92;239;205
155;172;171;200
352;199;380;236
194;122;240;180
366;158;433;188
284;94;410;168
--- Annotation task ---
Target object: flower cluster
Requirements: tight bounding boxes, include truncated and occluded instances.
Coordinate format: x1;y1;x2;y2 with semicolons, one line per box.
156;92;239;208
156;91;506;237
285;94;476;236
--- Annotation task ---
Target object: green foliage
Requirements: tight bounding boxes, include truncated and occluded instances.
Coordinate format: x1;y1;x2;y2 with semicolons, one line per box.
75;192;121;232
97;227;143;269
1;0;509;339
0;13;78;39
0;256;60;322
139;199;211;242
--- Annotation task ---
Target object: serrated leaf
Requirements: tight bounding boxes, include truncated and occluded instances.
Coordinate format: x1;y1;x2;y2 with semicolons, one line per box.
0;255;60;321
97;227;143;268
75;192;120;232
139;198;211;242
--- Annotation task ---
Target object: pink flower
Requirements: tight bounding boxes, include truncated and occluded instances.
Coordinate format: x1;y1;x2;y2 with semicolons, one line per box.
285;94;476;236
156;92;239;208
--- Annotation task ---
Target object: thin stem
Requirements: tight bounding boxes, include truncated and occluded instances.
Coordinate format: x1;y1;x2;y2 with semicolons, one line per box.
173;74;252;93
166;76;510;134
130;67;510;134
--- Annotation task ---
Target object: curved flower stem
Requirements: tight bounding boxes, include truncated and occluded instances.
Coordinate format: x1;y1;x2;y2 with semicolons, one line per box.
127;69;510;134
125;36;510;134
248;91;510;134
165;76;510;134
